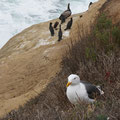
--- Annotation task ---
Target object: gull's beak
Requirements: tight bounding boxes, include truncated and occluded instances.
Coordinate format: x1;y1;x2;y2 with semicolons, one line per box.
66;82;72;87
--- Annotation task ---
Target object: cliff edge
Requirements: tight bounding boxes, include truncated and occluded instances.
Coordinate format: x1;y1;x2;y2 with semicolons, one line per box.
0;0;120;118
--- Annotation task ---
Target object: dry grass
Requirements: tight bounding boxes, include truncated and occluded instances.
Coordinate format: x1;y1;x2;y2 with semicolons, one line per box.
1;10;120;120
61;13;120;120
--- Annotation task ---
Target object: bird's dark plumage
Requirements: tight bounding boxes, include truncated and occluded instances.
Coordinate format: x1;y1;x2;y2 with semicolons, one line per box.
81;81;100;99
53;21;59;30
80;15;83;18
59;3;72;24
49;22;54;36
89;2;93;8
64;17;73;30
58;25;62;41
60;15;66;24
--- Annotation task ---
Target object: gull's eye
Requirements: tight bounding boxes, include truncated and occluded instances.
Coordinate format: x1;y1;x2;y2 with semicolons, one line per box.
74;78;76;80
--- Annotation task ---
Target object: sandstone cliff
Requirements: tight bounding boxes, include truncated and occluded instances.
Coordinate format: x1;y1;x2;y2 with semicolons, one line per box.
0;0;120;118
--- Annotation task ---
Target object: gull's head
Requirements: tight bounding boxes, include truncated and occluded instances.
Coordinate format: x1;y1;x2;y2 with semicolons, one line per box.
66;74;80;87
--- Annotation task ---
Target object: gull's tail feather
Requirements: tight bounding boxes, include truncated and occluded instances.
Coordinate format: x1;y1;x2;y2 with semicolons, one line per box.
96;86;104;95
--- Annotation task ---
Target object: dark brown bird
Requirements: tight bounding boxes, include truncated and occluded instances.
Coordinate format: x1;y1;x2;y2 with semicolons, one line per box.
80;15;83;18
59;3;72;24
53;21;59;30
49;22;54;36
58;25;62;41
89;2;93;8
64;17;73;30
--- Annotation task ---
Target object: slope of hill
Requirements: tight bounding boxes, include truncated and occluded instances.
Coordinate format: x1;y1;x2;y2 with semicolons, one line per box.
0;0;120;119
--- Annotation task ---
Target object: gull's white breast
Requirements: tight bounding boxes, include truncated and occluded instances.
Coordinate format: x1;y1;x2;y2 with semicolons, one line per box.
66;83;89;104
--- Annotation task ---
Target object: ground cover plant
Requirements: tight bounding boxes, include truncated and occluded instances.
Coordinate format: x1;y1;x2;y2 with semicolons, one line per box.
1;13;120;120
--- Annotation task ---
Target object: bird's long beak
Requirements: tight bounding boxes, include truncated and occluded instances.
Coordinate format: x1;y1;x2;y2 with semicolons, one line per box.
66;82;72;87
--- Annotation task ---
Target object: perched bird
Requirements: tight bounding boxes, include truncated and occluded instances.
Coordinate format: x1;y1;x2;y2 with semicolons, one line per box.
60;15;65;24
53;21;59;30
66;74;104;104
49;22;54;36
58;25;62;41
59;3;72;24
89;2;93;8
64;17;73;30
80;15;83;18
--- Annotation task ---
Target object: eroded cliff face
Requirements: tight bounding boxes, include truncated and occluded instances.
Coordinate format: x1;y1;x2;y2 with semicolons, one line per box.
0;0;120;117
100;0;120;24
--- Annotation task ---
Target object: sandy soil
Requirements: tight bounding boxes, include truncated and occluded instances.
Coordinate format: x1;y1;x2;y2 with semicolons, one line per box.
0;0;120;117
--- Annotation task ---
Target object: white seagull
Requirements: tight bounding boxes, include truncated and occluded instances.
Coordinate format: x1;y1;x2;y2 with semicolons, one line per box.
66;74;104;104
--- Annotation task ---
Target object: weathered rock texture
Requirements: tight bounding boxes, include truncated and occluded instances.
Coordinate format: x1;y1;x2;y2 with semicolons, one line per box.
0;0;120;117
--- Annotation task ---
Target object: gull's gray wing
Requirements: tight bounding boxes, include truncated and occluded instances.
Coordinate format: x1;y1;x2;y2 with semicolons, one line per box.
81;81;100;99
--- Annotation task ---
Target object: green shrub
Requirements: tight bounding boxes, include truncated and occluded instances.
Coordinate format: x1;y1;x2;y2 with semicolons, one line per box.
85;47;97;61
96;114;108;120
90;14;120;54
112;26;120;46
96;14;112;30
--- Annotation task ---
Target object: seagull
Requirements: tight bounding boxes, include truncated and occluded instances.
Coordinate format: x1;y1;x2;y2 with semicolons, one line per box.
66;74;104;104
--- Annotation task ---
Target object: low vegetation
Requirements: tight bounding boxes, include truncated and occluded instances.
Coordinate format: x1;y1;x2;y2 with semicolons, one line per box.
61;13;120;120
1;13;120;120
